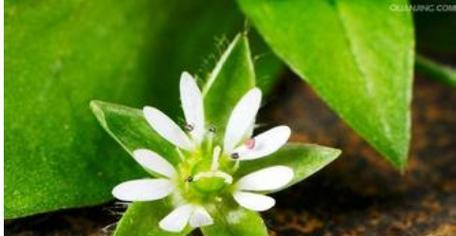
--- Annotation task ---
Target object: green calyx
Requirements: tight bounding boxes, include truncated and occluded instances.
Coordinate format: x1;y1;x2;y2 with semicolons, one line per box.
172;135;240;205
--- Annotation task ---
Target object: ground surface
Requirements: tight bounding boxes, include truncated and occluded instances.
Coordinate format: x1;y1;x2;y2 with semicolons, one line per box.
5;75;455;236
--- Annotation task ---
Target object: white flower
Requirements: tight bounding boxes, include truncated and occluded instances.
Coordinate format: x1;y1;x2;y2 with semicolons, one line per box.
112;71;293;232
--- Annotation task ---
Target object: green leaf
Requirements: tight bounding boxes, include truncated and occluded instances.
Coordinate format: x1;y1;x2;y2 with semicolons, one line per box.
90;101;180;167
415;54;456;87
203;34;255;140
5;0;245;218
249;30;284;95
202;206;268;236
238;0;414;169
114;200;192;236
236;143;341;193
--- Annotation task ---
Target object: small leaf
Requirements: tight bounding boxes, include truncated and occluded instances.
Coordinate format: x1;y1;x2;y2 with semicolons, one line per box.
90;101;180;166
201;206;268;236
238;0;414;169
236;143;341;193
203;34;256;141
114;200;192;236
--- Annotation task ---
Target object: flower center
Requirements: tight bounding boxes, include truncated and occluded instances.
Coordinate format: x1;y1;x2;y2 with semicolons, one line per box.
192;146;232;193
192;173;228;193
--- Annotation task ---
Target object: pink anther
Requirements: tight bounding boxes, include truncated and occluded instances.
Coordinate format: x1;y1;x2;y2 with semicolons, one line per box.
245;138;256;150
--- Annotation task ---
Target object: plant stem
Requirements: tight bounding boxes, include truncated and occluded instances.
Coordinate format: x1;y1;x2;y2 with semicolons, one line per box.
415;54;456;87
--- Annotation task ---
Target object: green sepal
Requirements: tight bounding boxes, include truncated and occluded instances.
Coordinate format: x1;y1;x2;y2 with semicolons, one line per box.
236;143;341;193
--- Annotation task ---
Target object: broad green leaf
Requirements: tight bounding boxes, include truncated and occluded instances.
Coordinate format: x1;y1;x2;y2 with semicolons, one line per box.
5;0;245;218
236;143;341;193
238;0;414;169
202;206;268;236
114;200;192;236
90;101;180;166
203;34;256;140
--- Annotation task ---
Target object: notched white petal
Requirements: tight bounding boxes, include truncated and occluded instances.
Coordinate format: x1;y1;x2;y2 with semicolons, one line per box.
133;149;176;178
233;191;275;211
143;106;194;151
159;204;194;232
189;206;213;227
112;179;174;201
224;88;262;153
237;166;294;192
235;126;291;160
180;72;205;144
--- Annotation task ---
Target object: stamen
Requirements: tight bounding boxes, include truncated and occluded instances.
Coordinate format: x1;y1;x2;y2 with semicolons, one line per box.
213;171;233;184
232;159;240;171
185;176;194;182
245;138;256;150
230;152;239;160
176;148;185;161
208;125;216;133
211;146;222;171
184;123;194;132
193;171;233;184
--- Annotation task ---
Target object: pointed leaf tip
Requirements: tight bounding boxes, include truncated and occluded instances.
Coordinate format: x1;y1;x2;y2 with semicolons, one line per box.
238;0;413;170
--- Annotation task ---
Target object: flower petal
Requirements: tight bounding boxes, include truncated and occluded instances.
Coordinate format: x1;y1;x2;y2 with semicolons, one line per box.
189;206;213;228
237;166;294;192
224;88;262;153
159;204;194;232
180;72;205;144
133;149;176;178
233;191;275;211
112;179;174;201
234;126;291;160
143;106;194;150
